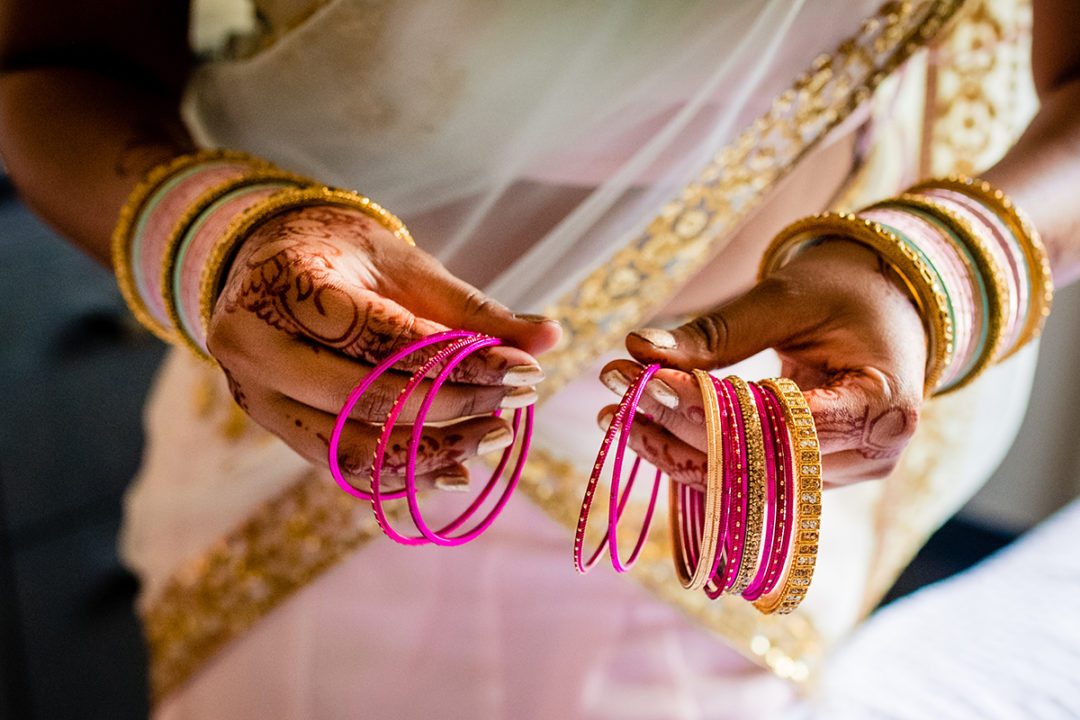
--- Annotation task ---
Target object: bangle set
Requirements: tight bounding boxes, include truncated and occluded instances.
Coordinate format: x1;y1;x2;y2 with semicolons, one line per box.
574;367;821;616
112;150;413;359
760;175;1052;396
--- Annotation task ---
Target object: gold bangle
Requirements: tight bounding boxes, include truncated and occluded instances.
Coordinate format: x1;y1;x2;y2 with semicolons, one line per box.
684;369;724;591
111;149;273;342
725;376;766;596
159;171;314;361
753;378;821;616
760;212;954;395
908;175;1053;359
883;194;1008;393
197;186;416;344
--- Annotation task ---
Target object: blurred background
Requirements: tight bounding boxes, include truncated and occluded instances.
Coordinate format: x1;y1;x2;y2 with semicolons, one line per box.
1;166;1079;719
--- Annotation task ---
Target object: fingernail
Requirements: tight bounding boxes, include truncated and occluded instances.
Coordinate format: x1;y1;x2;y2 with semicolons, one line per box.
435;474;471;492
500;386;538;409
513;313;558;325
477;427;514;455
630;328;677;349
647;379;680;409
503;364;545;386
597;409;615;431
600;369;630;396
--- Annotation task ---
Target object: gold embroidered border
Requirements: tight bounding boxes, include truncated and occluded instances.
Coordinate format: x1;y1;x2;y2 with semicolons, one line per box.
145;0;969;702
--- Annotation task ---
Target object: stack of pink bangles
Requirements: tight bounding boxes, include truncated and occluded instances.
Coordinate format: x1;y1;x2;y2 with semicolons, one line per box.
328;329;533;547
574;366;821;616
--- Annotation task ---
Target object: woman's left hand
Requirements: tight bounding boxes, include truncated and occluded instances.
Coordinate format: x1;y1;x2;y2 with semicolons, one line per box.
598;239;929;488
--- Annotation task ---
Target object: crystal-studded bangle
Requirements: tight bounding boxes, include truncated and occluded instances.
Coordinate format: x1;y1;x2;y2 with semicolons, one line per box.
760;212;954;395
753;378;820;615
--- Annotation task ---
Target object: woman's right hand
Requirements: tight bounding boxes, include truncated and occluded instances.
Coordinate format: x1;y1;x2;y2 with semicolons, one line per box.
207;203;562;492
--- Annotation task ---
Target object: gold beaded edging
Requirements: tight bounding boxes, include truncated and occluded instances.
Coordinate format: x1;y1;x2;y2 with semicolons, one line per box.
160;172;314;361
909;175;1053;359
759;212;954;394
753;378;821;615
726;376;766;595
197;186;416;343
110;150;272;343
888;193;1008;392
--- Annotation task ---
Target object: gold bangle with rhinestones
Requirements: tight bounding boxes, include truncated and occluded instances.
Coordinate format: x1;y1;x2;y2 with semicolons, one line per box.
884;193;1009;393
160;171;314;360
110;149;271;343
753;378;820;616
909;175;1053;359
197;186;416;342
682;369;724;591
725;375;766;595
760;212;954;395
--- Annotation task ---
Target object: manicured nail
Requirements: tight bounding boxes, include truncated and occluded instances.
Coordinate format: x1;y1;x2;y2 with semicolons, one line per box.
630;328;677;349
435;474;470;492
503;364;545;386
647;379;680;409
600;369;630;396
500;386;538;409
477;427;514;455
597;409;615;432
513;313;558;325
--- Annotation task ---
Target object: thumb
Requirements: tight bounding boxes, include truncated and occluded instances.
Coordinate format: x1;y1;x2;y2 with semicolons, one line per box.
626;277;818;371
383;248;562;356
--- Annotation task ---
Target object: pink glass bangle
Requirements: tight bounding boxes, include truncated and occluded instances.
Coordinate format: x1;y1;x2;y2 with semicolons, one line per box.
328;329;508;505
574;363;663;574
400;336;531;547
741;381;779;600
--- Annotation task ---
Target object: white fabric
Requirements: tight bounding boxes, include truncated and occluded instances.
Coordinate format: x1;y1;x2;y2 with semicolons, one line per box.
784;496;1080;719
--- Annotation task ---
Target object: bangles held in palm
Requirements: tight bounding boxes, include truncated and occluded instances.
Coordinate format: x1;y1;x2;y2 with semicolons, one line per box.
573;366;820;616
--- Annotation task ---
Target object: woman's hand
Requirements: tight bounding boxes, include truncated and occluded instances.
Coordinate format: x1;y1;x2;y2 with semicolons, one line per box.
208;204;561;492
598;240;927;488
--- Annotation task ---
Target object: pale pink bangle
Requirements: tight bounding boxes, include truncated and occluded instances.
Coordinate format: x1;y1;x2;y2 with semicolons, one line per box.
574;364;663;574
918;188;1028;356
133;162;253;328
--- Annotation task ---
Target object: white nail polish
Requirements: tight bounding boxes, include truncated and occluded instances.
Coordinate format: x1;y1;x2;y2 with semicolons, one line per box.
600;369;630;396
500;387;538;409
503;365;545;386
477;427;514;455
631;328;677;349
435;475;471;492
597;410;615;432
647;379;680;409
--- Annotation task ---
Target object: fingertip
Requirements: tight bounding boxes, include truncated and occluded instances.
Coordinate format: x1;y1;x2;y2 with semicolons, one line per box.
507;314;563;355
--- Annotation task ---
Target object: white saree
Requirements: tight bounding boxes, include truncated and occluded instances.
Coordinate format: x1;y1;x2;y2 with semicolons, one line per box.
120;0;1041;716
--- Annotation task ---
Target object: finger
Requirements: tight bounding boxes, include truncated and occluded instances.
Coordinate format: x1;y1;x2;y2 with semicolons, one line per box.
230;376;516;488
820;449;898;486
802;369;919;458
596;405;707;492
625;275;824;371
218;324;536;423
376;243;563;357
598;360;709;450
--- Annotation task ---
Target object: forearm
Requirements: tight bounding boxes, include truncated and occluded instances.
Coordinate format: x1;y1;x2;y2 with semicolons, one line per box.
0;66;193;266
983;76;1080;288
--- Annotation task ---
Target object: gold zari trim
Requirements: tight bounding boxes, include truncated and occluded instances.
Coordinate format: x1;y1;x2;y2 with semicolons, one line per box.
144;0;969;703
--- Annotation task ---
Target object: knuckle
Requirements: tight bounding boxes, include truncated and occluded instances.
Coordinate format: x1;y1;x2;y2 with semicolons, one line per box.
683;313;729;356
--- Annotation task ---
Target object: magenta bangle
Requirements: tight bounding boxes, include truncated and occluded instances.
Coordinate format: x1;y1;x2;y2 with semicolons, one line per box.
387;336;528;547
755;383;796;598
740;382;778;600
718;379;748;593
574;364;663;574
